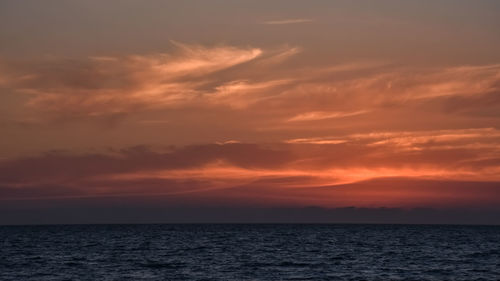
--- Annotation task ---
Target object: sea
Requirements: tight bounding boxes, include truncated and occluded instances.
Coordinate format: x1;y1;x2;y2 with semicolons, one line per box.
0;224;499;280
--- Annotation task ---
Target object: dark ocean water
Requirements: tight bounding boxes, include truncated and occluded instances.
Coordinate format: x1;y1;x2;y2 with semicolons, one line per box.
0;224;499;281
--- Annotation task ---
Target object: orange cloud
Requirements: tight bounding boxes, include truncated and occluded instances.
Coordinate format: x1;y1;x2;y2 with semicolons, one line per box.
0;43;268;119
1;139;499;208
287;110;369;122
1;43;499;126
1;43;499;210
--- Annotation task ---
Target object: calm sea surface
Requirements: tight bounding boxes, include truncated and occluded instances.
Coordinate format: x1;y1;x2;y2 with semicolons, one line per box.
0;224;499;280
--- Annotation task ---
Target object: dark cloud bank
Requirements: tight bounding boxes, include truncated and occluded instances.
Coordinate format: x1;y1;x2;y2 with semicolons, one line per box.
1;202;499;225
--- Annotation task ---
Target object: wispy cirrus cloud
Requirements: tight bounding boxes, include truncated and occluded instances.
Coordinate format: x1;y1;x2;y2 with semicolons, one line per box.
287;110;369;122
0;43;269;119
1;42;499;125
287;128;500;152
285;138;347;145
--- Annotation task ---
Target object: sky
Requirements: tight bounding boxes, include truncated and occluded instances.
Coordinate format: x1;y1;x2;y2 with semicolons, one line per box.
1;0;500;224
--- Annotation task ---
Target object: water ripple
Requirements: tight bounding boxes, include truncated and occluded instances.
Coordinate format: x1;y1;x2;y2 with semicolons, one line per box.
0;224;499;280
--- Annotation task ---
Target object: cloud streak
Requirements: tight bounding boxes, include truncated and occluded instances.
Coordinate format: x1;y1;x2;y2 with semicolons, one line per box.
287;110;369;122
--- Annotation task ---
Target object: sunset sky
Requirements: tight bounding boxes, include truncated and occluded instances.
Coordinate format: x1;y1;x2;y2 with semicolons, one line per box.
1;0;500;224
